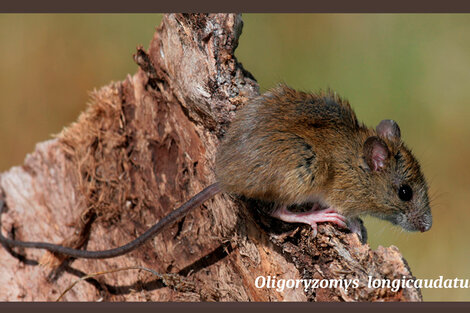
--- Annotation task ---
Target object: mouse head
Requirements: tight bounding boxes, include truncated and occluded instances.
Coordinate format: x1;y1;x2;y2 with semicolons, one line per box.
361;119;432;232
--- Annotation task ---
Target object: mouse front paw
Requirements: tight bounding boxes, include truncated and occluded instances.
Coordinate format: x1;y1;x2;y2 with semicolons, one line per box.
346;217;368;244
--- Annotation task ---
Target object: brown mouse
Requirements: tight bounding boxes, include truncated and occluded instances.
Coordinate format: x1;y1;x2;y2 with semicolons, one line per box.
217;84;432;235
0;84;432;259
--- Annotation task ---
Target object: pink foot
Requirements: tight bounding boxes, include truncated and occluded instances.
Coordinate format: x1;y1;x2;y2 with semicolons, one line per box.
272;205;347;237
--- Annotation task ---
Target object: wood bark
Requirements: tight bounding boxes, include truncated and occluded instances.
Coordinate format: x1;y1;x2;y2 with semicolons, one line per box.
0;13;422;302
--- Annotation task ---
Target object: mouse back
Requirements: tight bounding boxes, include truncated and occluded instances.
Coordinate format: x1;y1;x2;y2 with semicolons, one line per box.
215;84;364;204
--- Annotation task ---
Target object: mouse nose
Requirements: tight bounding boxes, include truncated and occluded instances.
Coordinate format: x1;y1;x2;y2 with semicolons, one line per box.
417;212;432;232
419;224;430;232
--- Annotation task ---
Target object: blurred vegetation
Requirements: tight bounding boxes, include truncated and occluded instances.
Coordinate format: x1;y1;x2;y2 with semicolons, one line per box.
0;14;469;301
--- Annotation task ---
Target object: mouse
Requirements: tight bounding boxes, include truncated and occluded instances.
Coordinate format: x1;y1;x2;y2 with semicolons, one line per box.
0;84;432;260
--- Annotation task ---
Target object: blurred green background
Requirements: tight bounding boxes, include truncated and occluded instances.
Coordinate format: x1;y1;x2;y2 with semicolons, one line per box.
0;14;469;301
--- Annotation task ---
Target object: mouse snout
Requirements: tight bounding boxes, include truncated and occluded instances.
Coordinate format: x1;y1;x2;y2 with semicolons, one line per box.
418;223;430;232
414;211;432;232
401;210;432;232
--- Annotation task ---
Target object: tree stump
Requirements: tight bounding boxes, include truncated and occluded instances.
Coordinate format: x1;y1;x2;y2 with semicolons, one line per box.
0;13;422;302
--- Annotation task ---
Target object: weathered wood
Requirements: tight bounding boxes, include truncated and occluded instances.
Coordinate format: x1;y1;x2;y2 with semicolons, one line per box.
0;13;421;301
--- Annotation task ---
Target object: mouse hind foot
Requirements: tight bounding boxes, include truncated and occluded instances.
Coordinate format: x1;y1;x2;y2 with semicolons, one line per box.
271;205;348;237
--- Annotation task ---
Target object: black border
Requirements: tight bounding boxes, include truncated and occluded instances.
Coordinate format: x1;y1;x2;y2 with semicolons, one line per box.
1;302;470;312
1;0;470;13
1;0;470;311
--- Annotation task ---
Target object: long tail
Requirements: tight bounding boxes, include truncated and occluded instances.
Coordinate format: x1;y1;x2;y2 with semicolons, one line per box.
0;183;221;259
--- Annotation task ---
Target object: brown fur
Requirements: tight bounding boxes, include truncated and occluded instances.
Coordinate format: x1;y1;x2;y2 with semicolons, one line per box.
216;84;431;232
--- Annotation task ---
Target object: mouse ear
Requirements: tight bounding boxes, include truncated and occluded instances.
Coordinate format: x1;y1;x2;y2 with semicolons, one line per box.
376;119;401;141
363;136;390;171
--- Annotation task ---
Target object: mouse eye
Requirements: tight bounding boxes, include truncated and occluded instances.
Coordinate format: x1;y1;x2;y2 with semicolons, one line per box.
398;184;413;201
